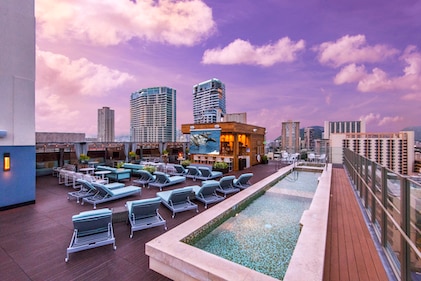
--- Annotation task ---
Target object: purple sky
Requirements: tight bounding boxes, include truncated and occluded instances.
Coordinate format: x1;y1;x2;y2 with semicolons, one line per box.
35;0;421;141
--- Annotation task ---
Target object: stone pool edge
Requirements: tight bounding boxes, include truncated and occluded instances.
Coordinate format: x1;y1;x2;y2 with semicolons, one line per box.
145;164;331;280
284;164;332;281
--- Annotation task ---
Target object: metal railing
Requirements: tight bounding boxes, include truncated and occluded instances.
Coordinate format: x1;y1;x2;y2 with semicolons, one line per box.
343;148;421;281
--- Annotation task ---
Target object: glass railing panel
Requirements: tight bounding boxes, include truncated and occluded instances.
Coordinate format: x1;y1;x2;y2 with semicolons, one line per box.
409;246;421;277
410;178;421;272
386;213;402;274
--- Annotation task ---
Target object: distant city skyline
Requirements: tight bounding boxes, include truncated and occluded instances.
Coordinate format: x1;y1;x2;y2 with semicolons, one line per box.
35;0;421;141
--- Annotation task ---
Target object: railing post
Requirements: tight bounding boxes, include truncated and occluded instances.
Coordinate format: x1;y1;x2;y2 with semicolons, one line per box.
364;157;369;207
357;154;362;196
400;176;410;281
370;162;376;224
381;167;387;248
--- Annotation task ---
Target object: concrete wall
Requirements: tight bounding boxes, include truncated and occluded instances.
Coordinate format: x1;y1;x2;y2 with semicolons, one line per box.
36;132;86;143
0;0;36;209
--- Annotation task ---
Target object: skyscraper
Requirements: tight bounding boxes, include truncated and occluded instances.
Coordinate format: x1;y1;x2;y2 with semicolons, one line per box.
130;87;176;142
304;127;318;151
193;78;226;124
97;107;115;142
281;120;300;153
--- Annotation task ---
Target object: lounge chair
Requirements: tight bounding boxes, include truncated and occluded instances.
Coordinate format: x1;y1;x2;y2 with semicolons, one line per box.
83;174;109;185
82;182;141;209
191;182;225;208
126;197;167;238
157;187;198;218
233;173;254;189
216;175;240;197
185;165;201;180
132;170;156;188
68;179;125;203
197;167;223;180
149;171;186;191
65;208;116;262
171;164;188;176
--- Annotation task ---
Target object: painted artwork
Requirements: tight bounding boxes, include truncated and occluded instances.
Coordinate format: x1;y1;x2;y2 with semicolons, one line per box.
189;129;221;154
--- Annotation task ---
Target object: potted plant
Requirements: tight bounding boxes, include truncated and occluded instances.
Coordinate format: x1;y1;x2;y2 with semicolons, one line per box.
143;165;156;174
116;161;124;169
181;159;191;168
129;151;136;159
260;155;269;164
161;149;169;164
213;161;229;174
79;153;90;164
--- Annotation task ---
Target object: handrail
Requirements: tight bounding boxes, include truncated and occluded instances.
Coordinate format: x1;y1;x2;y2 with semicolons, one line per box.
343;148;421;281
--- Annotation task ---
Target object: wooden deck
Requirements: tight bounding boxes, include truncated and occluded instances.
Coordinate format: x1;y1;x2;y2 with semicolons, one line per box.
323;167;390;281
0;163;390;281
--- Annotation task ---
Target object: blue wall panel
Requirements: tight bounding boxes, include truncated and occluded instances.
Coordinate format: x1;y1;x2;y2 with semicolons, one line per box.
0;146;36;209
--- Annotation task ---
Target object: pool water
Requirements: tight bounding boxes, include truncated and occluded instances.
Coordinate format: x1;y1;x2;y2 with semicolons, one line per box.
192;171;320;279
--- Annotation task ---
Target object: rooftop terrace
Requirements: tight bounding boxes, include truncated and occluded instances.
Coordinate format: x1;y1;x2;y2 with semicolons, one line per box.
0;161;391;281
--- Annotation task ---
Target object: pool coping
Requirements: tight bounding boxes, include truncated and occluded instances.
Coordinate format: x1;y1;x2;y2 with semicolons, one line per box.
145;164;332;280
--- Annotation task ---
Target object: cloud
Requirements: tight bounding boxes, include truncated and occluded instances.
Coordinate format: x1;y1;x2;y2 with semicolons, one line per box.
202;37;305;66
37;48;134;96
334;63;367;84
314;34;399;67
36;0;216;46
359;113;403;127
35;48;134;133
378;115;403;126
334;46;421;94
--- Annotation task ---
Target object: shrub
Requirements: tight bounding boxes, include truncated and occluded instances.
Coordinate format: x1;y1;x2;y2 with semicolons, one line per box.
143;166;156;174
181;160;191;167
79;154;90;161
261;155;268;164
213;161;228;169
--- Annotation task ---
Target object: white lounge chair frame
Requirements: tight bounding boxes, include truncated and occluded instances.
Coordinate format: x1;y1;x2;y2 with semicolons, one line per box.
65;209;116;262
192;182;225;208
216;175;240;197
126;197;167;238
157;187;198;218
133;170;156;187
148;171;186;191
233;173;254;189
197;167;223;180
82;182;141;209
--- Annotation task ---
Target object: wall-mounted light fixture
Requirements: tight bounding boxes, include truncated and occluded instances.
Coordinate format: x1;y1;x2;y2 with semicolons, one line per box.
190;126;195;129
214;124;220;128
253;128;257;132
3;153;10;171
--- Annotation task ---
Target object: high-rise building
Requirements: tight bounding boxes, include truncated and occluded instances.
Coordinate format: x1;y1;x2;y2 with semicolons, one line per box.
281;120;300;153
303;127;315;150
193;78;226;124
130;87;176;142
324;120;366;163
97;107;115;142
331;131;414;175
323;120;366;139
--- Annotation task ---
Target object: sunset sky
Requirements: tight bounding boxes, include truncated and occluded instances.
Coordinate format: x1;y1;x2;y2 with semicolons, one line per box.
35;0;421;141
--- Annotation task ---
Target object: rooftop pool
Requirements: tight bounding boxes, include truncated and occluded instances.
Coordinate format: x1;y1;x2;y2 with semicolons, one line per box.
146;164;332;281
191;171;320;279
